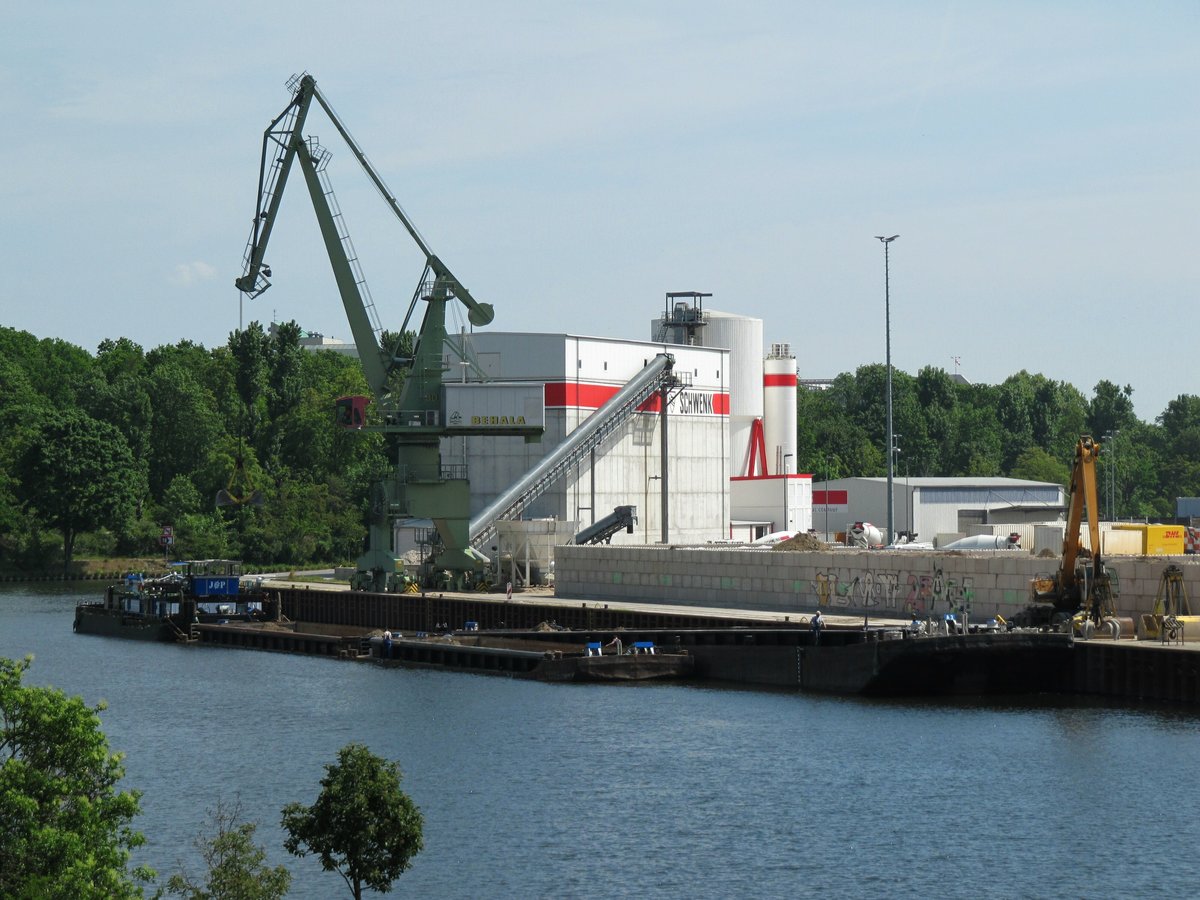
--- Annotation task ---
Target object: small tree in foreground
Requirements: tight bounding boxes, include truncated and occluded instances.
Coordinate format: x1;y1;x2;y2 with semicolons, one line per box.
162;796;291;899
281;743;423;899
0;654;152;897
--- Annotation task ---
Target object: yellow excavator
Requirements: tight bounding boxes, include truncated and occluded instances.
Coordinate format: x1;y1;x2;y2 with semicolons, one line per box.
1021;435;1118;631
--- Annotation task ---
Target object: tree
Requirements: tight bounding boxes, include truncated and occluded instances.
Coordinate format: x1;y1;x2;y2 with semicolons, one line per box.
0;655;151;897
164;797;291;900
17;410;143;570
1088;380;1138;438
281;744;423;899
1009;446;1069;486
145;360;222;498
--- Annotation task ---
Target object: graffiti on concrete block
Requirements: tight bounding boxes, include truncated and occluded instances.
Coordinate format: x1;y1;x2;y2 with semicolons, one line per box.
808;565;974;616
801;566;979;619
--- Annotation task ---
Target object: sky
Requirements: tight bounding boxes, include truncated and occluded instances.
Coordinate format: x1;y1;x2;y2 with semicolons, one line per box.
3;1;1196;423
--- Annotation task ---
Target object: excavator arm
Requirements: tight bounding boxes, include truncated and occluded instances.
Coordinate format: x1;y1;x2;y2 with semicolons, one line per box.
1058;435;1102;596
1027;435;1115;628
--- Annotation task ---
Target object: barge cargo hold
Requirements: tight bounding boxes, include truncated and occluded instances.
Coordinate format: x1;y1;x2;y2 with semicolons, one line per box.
374;633;694;683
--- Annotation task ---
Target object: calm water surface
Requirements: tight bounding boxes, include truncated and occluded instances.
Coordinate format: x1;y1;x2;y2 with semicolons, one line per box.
3;583;1200;898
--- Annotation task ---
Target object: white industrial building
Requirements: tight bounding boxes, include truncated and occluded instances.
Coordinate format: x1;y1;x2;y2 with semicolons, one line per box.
812;476;1067;546
421;295;813;561
300;298;1068;563
440;330;733;546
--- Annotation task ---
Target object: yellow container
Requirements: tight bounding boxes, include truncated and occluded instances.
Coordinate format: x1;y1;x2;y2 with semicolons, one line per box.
1112;524;1186;555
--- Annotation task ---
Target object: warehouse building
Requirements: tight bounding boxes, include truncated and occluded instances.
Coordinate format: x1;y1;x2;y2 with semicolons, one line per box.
812;476;1066;547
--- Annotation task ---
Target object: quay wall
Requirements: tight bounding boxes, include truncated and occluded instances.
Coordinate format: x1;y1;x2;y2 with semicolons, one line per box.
555;546;1200;621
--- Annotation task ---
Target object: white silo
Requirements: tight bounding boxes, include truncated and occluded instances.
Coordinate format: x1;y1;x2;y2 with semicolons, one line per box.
763;343;797;474
699;310;763;477
651;294;763;476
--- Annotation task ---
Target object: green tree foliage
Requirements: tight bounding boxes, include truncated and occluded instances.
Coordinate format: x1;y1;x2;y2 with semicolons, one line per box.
16;410;143;569
7;320;1200;568
228;323;271;440
281;744;423;900
0;356;49;565
1009;446;1070;486
1088;380;1138;437
0;655;151;897
1155;395;1200;507
145;360;223;498
1112;424;1167;518
163;797;291;900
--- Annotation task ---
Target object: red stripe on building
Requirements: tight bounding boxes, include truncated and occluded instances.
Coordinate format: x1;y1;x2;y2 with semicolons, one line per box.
543;383;619;408
763;373;798;387
544;382;729;414
812;489;848;504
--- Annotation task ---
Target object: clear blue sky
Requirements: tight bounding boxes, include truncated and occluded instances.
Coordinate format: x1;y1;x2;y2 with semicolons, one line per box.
3;1;1196;422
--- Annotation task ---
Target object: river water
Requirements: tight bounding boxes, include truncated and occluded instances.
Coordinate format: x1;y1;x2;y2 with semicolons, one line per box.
4;582;1200;898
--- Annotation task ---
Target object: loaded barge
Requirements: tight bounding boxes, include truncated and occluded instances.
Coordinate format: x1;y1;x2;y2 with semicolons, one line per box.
73;561;275;643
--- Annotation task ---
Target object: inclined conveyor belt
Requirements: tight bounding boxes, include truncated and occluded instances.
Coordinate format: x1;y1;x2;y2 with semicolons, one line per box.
469;353;675;549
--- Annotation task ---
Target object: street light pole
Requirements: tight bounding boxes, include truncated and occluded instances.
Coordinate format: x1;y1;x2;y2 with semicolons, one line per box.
875;234;899;546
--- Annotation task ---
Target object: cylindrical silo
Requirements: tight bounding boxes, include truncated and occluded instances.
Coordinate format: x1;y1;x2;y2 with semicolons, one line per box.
702;311;764;417
701;311;763;475
763;343;797;475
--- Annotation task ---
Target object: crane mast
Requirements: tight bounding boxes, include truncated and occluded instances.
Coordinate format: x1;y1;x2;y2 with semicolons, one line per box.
235;73;541;588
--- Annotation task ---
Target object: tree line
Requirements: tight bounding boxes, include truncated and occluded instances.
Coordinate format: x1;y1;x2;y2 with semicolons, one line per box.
796;364;1196;519
0;323;387;570
3;324;1199;571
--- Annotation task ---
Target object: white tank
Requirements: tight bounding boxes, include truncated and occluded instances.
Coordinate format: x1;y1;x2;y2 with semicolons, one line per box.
939;533;1022;551
650;301;762;474
763;344;797;475
702;311;763;419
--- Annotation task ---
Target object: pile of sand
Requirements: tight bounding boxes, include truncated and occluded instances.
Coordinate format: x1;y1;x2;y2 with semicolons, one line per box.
771;533;828;552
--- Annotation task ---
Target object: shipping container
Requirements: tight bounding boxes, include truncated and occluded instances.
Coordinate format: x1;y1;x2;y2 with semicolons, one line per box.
1112;523;1186;555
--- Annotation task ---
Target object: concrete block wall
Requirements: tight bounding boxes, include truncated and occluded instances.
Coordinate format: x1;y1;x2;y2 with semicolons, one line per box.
555;546;1200;621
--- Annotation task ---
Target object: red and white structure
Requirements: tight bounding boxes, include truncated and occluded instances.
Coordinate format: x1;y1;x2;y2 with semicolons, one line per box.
440;331;732;545
762;343;798;476
729;340;811;539
408;296;814;550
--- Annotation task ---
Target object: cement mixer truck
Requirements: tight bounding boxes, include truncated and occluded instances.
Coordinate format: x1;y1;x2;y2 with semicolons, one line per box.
848;522;884;548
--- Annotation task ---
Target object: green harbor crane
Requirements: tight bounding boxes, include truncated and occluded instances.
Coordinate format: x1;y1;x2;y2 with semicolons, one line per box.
236;73;542;590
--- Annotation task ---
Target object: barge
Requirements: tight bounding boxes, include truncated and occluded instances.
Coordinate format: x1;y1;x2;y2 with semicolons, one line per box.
73;560;273;643
372;631;694;683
